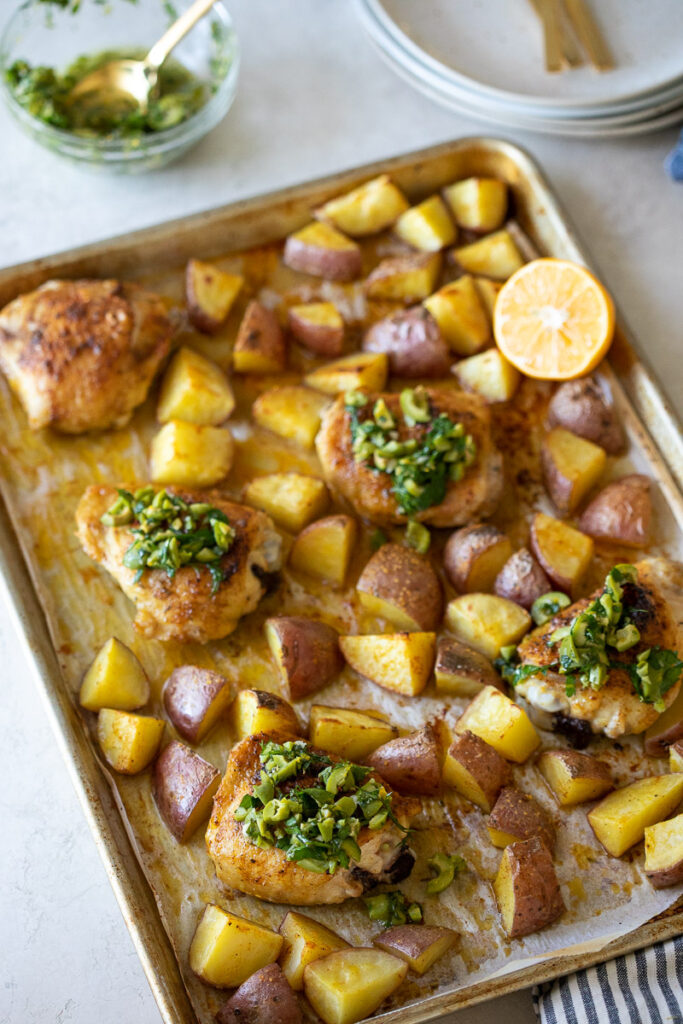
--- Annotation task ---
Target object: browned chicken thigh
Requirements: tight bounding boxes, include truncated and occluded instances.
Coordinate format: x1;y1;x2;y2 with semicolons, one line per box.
0;279;172;433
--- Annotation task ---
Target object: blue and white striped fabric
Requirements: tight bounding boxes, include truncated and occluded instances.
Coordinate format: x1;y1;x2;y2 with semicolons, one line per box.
533;936;683;1023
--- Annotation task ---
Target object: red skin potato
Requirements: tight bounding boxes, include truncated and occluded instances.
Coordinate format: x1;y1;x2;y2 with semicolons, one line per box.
365;725;442;796
578;474;652;547
234;301;287;370
153;741;220;843
547;377;625;454
362;307;451;377
216;963;302;1024
288;307;344;357
163;665;234;744
283;237;362;283
265;616;343;700
494;548;552;609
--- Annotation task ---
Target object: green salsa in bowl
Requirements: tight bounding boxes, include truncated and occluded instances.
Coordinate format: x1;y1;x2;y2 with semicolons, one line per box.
0;0;239;172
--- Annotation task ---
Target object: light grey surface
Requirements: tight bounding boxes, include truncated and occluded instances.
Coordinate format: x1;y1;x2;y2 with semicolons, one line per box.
0;2;682;1023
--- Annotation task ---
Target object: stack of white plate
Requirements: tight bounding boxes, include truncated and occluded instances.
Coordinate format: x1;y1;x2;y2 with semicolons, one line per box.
354;0;683;137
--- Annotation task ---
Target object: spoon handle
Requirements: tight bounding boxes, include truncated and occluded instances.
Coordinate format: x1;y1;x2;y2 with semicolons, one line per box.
145;0;219;71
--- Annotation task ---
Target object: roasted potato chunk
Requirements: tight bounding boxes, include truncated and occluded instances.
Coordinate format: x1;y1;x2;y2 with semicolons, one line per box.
314;174;409;236
454;348;520;403
644;813;683;888
288;302;344;357
304;352;388;395
443;177;508;233
265;616;342;700
157;346;235;426
444;523;513;593
670;741;683;772
362;307;451;378
541;428;607;514
494;548;551;609
374;924;456;975
587;774;683;857
357;543;443;632
150;420;234;487
233;301;287;374
289;514;357;586
454;685;540;763
230;688;302;740
547;376;625;454
443;730;511;811
339;631;436;697
216;963;302;1024
97;709;164;775
252;386;329;449
452;229;524;280
434;636;502;697
185;258;243;335
309;704;397;760
530;512;594;593
644;684;683;756
423;275;490;355
494;836;565;938
79;636;149;712
303;947;408;1024
244;473;329;533
189;904;283;988
364;252;442;303
394;194;456;252
153;740;220;842
474;276;503;319
445;593;531;660
284;222;362;282
578;475;652;547
537;749;613;807
279;911;349;991
487;786;556;851
163;665;235;744
366;726;442;795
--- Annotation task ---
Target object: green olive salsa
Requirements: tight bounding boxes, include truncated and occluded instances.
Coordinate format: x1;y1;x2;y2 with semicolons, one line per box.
364;891;422;927
233;740;409;875
101;487;235;593
497;564;683;710
345;387;477;517
5;49;207;137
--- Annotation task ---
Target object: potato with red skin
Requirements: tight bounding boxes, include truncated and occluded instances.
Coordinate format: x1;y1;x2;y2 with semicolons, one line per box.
494;836;565;938
362;307;451;378
163;665;235;744
541;428;607;514
153;741;220;843
644;813;683;889
434;636;502;697
547;376;625;454
578;474;653;547
537;749;613;807
284;222;362;282
374;925;456;975
233;301;287;374
487;786;556;852
356;543;443;631
494;548;551;609
644;684;683;756
288;302;344;357
216;963;302;1024
366;726;442;796
443;730;511;812
265;616;343;701
444;523;512;593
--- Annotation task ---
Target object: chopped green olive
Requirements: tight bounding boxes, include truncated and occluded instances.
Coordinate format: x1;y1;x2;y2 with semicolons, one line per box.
531;591;571;626
364;891;423;927
405;520;431;554
426;852;466;895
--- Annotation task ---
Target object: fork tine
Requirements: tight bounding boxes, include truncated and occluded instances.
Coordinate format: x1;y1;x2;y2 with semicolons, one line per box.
564;0;615;70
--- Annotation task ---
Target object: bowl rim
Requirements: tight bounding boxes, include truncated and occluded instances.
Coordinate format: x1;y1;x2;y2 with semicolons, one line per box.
0;0;240;157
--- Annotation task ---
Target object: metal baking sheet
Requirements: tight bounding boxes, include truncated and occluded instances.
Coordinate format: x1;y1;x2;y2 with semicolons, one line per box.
0;137;681;1024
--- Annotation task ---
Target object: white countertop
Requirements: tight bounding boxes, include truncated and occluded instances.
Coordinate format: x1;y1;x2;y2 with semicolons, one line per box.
1;3;682;1023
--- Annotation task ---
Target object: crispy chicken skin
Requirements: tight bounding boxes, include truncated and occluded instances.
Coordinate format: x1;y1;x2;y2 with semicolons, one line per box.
515;559;683;739
206;734;417;905
0;279;172;433
76;485;281;643
315;388;503;527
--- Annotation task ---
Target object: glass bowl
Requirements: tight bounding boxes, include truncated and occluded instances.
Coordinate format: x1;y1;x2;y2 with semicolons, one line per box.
0;0;239;173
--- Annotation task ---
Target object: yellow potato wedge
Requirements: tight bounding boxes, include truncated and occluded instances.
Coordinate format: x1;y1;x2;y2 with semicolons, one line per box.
289;514;357;586
97;709;164;775
189;904;283;988
314;174;409;236
364;252;442;303
289;302;344;357
157;347;235;426
494;836;565;938
423;275;491;355
541;428;607;514
303;947;408;1024
229;688;302;740
454;348;521;403
443;177;508;233
588;774;683;857
304;352;388;394
474;276;503;319
309;705;397;760
339;631;436;697
374;925;456;975
644;813;683;888
445;593;531;660
537;749;613;807
279;911;350;990
233;300;287;374
79;636;149;712
443;730;511;812
185;258;243;334
434;636;502;697
150;420;233;487
530;512;594;593
452;229;524;280
454;685;540;763
357;543;443;632
394;195;456;252
252;386;329;449
243;473;328;533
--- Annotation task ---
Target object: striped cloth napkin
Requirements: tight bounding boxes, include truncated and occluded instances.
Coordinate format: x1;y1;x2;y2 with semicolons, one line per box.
666;131;683;180
533;936;683;1023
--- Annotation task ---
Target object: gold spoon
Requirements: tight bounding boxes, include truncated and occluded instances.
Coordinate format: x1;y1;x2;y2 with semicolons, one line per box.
68;0;219;114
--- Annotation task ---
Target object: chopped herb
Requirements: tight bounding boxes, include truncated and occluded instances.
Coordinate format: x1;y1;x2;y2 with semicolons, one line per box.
364;891;423;927
405;520;431;554
345;387;477;516
495;646;548;688
101;487;235;594
531;591;571;626
426;853;466;895
626;648;683;713
234;740;408;875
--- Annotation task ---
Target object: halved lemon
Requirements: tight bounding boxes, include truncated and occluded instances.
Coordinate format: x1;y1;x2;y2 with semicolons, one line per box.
493;258;615;381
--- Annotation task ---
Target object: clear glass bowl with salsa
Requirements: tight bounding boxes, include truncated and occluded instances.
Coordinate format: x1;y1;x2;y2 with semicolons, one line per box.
0;0;239;173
